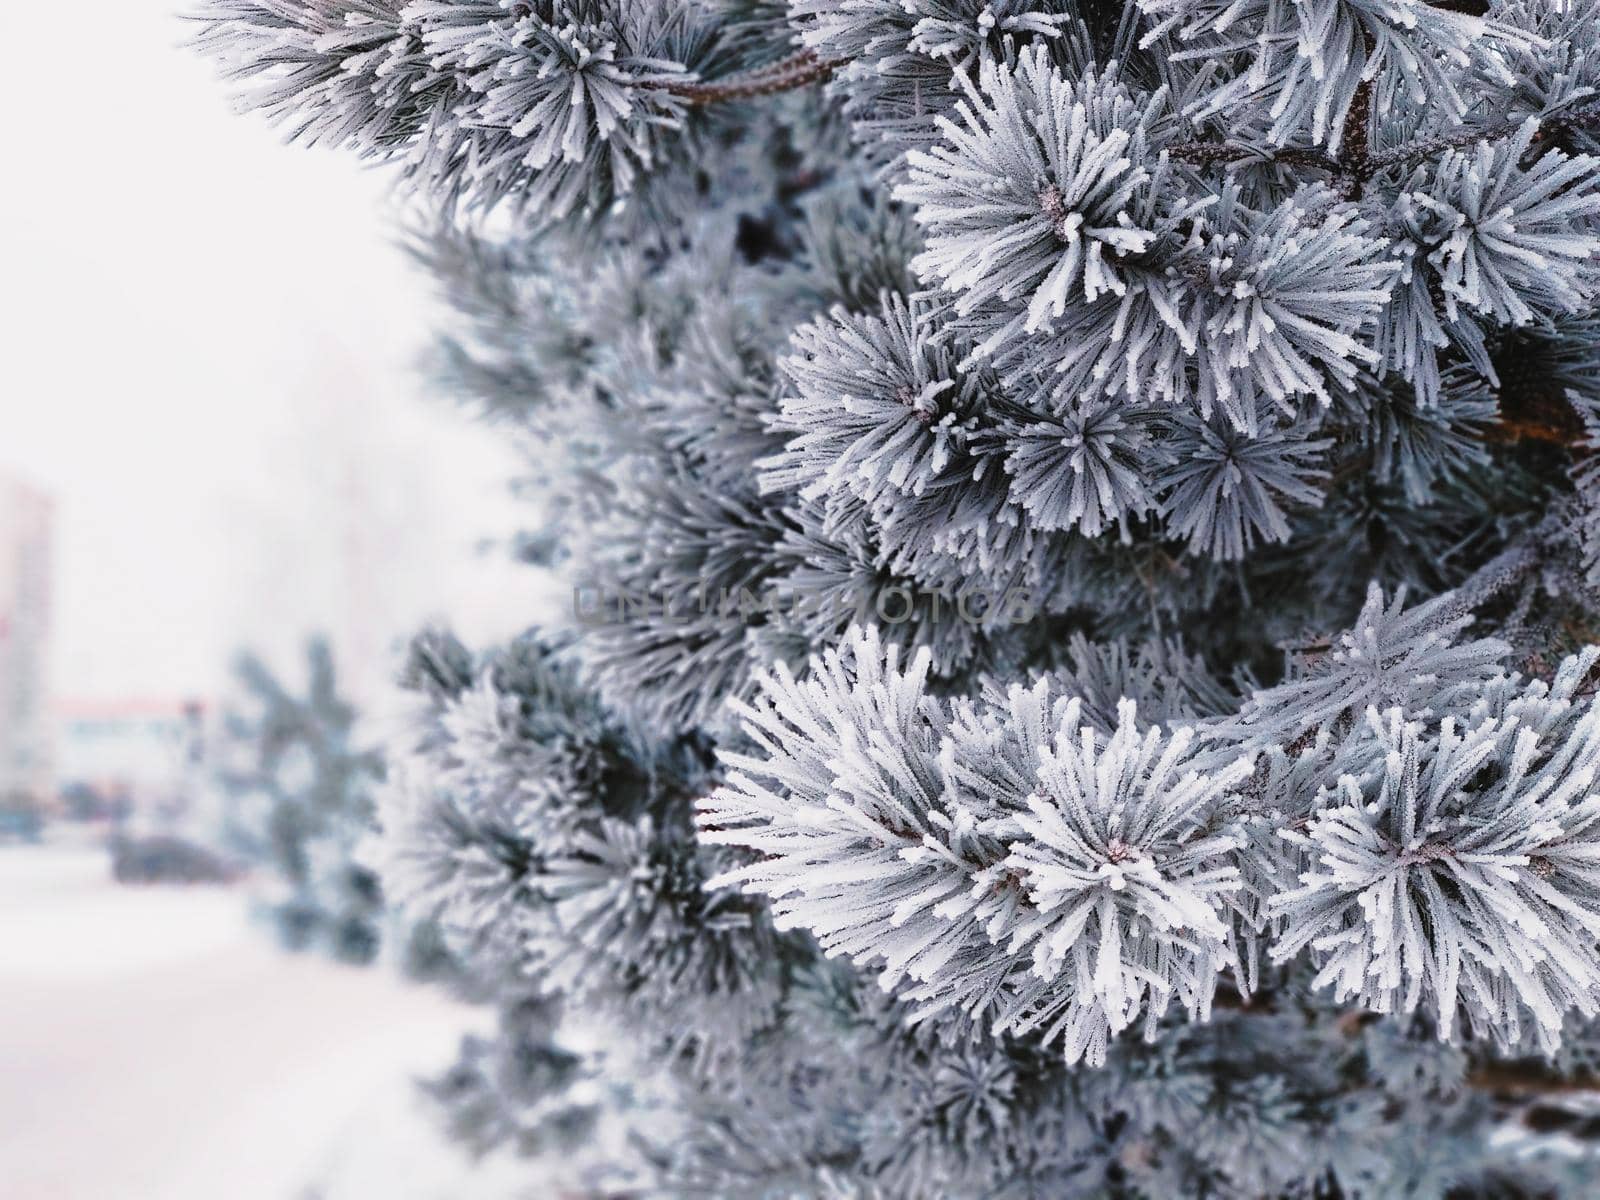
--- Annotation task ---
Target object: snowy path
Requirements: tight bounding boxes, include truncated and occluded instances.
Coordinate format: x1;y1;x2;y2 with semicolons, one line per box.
0;845;535;1199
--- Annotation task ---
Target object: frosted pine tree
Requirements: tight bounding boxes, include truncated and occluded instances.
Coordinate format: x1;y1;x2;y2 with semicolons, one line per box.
217;638;389;962
220;635;619;1184
196;0;1600;1193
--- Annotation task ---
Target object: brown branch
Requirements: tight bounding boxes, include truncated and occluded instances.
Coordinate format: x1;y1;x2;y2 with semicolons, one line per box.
1165;142;1258;168
1467;1062;1600;1097
1367;122;1514;173
1485;332;1594;448
1168;35;1600;198
1484;403;1588;447
1330;24;1378;197
1168;79;1372;194
1167;142;1342;174
657;49;844;107
1369;103;1600;177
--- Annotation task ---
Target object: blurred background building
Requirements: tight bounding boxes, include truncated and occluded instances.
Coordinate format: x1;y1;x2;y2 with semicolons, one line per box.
0;470;55;810
55;697;209;826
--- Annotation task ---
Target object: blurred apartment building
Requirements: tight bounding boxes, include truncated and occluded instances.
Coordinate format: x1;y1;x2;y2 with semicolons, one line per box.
54;698;210;823
0;471;55;804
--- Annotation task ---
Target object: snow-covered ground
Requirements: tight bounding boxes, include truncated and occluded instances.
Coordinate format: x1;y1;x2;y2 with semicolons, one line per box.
0;844;539;1199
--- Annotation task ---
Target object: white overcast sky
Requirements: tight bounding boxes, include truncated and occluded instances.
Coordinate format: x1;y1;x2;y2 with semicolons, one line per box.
2;2;548;704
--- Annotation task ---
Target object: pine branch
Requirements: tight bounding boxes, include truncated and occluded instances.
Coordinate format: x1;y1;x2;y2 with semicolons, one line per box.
1466;1062;1600;1097
1423;511;1575;625
1173;42;1376;194
1373;103;1600;176
658;49;844;107
1484;389;1588;447
1338;77;1375;197
1173;94;1600;203
1166;142;1339;172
